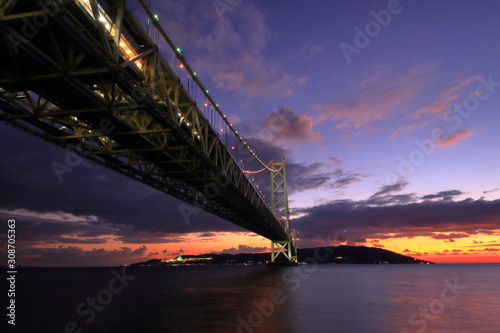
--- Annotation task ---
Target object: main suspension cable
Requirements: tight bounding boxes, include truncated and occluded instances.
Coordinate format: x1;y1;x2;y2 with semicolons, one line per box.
137;0;282;173
242;160;284;174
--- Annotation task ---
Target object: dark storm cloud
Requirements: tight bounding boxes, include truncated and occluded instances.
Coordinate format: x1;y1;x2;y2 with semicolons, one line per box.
260;107;322;144
198;232;217;238
293;196;500;243
116;231;189;244
370;180;410;198
365;193;416;206
169;249;185;256
287;162;331;194
328;168;364;189
421;190;464;201
16;245;149;267
0;211;113;245
432;232;469;240
331;177;361;188
219;244;268;254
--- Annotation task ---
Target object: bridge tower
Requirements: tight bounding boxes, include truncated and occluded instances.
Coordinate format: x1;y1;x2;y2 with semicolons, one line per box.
269;159;297;265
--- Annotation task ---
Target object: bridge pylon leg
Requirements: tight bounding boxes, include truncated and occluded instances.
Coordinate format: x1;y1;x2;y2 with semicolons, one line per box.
268;159;298;266
270;236;297;264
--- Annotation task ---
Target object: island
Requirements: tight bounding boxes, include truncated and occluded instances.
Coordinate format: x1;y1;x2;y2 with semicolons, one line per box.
129;245;433;266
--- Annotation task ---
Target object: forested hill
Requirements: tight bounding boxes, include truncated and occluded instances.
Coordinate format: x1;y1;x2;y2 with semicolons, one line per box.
130;245;433;266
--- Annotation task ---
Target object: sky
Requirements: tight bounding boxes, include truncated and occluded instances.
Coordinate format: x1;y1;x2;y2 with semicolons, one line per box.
1;0;500;266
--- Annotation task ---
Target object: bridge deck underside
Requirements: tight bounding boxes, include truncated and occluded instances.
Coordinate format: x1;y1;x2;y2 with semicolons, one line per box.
0;0;288;242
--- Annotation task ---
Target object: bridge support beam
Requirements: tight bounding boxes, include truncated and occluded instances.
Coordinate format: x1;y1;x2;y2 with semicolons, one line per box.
269;159;297;265
270;236;297;264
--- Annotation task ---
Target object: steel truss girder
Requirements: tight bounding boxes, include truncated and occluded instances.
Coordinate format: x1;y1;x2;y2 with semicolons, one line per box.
0;0;288;242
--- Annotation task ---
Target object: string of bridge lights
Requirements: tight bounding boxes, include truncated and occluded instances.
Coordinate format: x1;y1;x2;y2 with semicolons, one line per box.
138;0;284;174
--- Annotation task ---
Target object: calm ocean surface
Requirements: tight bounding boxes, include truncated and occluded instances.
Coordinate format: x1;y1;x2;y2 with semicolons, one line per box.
12;264;500;333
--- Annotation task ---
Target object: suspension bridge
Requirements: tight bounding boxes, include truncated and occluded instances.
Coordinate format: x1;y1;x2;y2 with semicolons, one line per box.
0;0;297;264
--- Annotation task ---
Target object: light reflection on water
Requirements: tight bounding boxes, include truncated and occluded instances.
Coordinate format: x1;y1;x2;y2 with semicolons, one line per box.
16;264;500;332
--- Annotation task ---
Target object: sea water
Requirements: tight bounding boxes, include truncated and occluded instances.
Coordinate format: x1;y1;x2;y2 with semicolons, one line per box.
12;264;500;332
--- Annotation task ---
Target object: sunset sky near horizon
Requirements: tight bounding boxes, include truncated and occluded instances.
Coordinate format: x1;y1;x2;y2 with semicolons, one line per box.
1;0;500;266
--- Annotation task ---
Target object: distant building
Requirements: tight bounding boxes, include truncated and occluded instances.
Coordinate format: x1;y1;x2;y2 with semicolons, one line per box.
160;256;213;265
